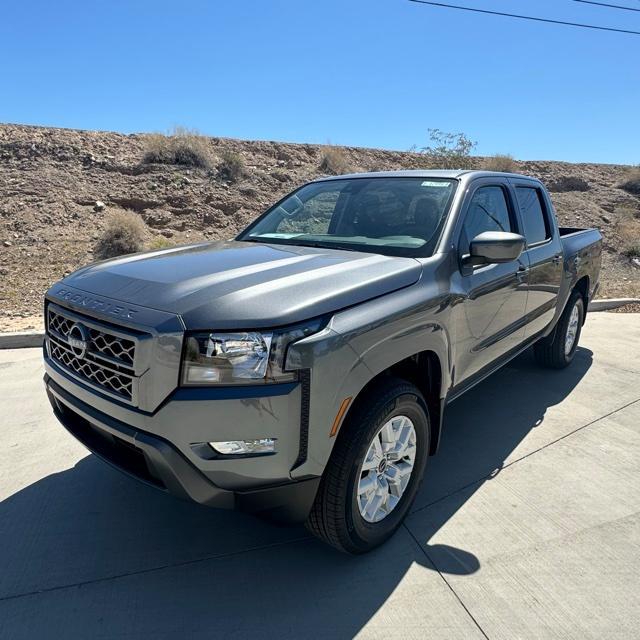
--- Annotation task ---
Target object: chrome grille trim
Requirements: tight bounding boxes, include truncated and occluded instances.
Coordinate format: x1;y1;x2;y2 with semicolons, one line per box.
49;335;135;400
48;308;136;369
46;304;148;405
88;328;135;366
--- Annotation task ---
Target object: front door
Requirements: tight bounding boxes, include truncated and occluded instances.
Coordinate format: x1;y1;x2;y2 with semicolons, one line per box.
452;183;529;387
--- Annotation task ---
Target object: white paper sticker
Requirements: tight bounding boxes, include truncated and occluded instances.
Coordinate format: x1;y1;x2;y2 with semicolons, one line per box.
421;181;449;187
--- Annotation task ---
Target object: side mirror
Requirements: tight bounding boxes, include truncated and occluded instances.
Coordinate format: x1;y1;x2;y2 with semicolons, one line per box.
466;231;525;266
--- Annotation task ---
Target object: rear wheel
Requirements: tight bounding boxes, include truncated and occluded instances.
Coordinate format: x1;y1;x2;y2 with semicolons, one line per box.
306;378;430;554
534;290;584;369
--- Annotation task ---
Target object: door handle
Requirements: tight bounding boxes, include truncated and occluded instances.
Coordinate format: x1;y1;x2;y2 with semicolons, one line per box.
516;265;529;281
552;254;563;265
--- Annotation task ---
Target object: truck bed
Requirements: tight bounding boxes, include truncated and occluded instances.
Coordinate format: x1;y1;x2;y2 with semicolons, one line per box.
559;226;598;238
559;226;602;305
559;227;602;256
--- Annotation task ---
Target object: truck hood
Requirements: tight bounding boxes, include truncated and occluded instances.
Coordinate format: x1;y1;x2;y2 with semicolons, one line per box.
61;240;422;329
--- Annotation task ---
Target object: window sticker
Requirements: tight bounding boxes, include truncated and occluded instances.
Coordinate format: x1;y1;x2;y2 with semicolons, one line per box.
421;181;449;187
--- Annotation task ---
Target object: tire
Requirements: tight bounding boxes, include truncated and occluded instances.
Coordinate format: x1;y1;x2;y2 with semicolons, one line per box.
534;290;585;369
306;377;430;554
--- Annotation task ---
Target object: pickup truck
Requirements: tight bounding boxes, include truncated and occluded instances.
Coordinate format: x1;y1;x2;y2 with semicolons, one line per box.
43;170;602;553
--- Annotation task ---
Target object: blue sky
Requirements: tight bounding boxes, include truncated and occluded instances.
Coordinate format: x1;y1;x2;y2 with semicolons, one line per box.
1;0;639;164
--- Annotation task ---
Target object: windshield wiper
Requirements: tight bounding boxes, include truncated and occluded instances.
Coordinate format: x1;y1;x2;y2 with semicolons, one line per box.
295;241;360;252
241;236;361;252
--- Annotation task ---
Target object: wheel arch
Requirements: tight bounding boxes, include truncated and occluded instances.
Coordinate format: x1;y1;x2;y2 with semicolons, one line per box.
337;350;445;456
574;275;590;323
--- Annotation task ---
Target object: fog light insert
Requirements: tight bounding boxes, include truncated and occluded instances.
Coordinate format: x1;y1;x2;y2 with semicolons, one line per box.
209;438;277;456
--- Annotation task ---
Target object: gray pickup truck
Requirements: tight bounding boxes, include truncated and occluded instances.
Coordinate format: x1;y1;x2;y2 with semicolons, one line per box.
43;170;602;553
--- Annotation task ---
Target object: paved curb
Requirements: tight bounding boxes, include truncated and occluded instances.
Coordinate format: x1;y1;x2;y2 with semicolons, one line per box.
0;331;45;349
0;298;638;349
588;298;640;312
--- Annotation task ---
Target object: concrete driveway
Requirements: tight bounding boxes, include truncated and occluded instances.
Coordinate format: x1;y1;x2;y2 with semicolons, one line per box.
1;313;639;639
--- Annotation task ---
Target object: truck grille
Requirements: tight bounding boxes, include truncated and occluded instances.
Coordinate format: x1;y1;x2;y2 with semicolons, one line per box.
49;339;134;398
49;311;136;367
47;306;140;403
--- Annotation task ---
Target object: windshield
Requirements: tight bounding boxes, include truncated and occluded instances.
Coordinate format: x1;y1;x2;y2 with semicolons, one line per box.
237;177;458;257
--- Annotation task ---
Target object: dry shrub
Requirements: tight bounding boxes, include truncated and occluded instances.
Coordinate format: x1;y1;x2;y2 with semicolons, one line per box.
547;176;590;192
619;168;640;196
271;169;291;183
142;127;213;169
617;209;640;259
319;146;352;175
218;150;245;182
147;235;174;251
239;185;258;197
483;154;517;172
419;129;476;170
94;209;145;259
615;205;640;220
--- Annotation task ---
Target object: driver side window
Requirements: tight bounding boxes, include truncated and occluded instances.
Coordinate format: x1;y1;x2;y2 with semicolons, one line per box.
460;186;512;251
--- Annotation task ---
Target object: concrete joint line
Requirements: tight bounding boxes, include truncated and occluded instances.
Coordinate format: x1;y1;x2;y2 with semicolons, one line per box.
403;524;491;640
0;536;311;604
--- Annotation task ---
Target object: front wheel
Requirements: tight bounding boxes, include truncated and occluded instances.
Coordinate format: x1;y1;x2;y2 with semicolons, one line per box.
534;290;585;369
306;378;430;554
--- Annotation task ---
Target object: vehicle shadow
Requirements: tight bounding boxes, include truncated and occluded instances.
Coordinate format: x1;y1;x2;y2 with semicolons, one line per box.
406;346;594;575
0;347;593;638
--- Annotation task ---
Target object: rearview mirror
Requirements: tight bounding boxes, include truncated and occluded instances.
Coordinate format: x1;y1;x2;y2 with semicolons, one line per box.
466;231;525;266
275;195;304;218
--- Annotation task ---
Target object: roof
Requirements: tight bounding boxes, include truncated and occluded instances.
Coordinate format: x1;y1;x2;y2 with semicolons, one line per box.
313;169;536;182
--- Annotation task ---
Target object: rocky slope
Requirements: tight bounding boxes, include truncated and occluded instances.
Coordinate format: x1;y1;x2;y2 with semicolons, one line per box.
1;123;638;331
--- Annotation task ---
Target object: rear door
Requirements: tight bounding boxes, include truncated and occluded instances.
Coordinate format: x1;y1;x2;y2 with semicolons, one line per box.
451;179;529;386
512;180;564;338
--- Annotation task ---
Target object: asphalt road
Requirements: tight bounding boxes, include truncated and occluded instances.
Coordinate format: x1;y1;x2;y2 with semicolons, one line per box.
1;313;639;639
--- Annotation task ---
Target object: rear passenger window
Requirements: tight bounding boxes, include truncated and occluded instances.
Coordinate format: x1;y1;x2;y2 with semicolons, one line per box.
461;186;512;250
516;187;550;245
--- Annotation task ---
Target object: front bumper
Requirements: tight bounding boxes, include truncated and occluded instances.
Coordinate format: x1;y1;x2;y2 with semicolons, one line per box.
44;372;320;522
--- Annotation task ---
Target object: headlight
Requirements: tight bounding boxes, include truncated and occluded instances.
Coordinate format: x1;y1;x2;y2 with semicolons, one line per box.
181;320;323;386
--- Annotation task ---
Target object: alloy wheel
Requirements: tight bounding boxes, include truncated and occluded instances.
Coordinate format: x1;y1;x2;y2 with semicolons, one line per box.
565;302;580;356
356;415;417;523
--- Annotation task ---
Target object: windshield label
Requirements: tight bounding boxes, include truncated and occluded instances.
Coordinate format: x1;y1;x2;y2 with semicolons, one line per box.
421;181;449;187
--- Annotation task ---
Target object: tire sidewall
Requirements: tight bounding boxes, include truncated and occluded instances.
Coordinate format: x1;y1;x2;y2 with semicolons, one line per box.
345;392;429;552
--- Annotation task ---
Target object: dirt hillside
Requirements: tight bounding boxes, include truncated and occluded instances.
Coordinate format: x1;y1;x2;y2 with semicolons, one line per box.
1;123;639;331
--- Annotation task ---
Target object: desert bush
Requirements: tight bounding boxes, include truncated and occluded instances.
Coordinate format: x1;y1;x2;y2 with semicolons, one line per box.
239;185;258;197
483;154;516;172
617;209;640;260
614;205;640;220
94;209;145;259
619;168;640;196
319;146;352;175
271;169;291;183
147;236;174;251
142;127;213;169
625;244;640;258
419;129;476;169
218;150;245;182
547;176;590;192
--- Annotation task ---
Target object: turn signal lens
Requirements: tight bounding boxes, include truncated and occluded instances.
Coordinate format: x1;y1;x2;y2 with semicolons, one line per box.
330;397;352;437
